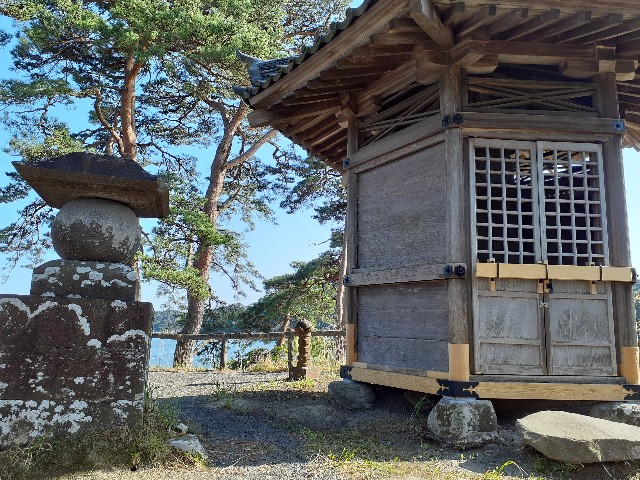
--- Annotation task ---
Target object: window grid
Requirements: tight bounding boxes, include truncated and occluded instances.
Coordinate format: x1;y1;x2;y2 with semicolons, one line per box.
472;140;607;266
474;145;536;264
540;146;606;266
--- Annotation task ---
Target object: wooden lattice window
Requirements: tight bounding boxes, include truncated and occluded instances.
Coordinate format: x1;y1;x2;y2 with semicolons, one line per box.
538;143;608;266
470;139;609;266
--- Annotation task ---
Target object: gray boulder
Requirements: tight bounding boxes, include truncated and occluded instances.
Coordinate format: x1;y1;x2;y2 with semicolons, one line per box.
168;434;208;459
327;380;376;410
517;410;640;463
426;397;498;449
589;402;640;427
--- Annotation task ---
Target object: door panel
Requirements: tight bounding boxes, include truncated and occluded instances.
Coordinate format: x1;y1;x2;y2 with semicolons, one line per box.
547;281;616;375
471;139;616;377
475;279;545;375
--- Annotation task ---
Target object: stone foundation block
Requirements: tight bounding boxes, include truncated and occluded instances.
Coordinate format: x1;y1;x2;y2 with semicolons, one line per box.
588;402;640;427
427;397;498;449
31;260;140;301
0;295;152;447
327;380;376;410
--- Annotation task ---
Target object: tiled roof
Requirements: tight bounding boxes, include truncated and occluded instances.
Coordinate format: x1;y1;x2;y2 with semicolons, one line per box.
233;0;374;100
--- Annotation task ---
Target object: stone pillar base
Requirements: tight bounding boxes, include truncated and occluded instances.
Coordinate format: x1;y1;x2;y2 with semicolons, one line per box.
327;380;376;410
0;295;152;448
427;397;498;449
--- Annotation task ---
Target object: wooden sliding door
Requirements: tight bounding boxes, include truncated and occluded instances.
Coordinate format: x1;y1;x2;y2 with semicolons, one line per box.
470;139;616;376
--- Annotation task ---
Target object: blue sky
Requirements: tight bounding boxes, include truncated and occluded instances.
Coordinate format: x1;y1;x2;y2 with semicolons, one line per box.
0;15;638;311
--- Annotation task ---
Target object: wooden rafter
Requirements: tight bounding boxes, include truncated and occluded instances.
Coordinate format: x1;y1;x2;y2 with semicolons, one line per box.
455;5;497;39
556;13;624;43
483;7;529;37
409;0;455;46
248;0;410;108
517;11;592;43
493;9;560;41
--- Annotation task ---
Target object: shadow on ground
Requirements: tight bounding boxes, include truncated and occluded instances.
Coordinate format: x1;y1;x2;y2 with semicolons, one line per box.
148;371;640;480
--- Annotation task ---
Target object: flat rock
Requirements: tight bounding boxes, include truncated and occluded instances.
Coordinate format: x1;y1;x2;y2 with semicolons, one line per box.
589;402;640;427
427;397;498;449
517;410;640;463
327;380;376;410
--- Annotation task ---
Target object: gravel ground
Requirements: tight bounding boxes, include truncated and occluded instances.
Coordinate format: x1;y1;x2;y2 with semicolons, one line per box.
59;370;640;480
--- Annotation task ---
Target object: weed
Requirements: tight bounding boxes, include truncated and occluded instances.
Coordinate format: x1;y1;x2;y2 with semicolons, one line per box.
328;447;358;463
533;455;578;478
483;460;518;479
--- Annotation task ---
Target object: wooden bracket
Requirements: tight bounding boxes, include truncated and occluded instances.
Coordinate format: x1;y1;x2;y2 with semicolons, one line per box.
339;365;353;380
436;379;479;398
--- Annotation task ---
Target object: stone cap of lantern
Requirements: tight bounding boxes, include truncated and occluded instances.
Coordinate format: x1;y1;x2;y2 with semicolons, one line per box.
13;152;170;218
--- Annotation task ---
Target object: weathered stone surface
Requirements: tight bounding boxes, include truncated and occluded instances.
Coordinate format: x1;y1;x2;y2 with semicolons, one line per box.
427;397;498;449
52;198;141;263
328;380;376;410
0;295;152;448
31;260;140;301
516;410;640;463
589;402;640;427
0;295;153;350
13;152;170;218
168;434;208;459
0;398;144;448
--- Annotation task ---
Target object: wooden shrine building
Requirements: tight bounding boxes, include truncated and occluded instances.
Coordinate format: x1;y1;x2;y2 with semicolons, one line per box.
235;0;640;401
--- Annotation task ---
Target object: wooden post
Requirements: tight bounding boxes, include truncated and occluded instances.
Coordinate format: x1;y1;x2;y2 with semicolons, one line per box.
295;321;313;369
220;339;227;370
344;104;360;366
597;73;639;370
441;66;472;380
287;336;294;377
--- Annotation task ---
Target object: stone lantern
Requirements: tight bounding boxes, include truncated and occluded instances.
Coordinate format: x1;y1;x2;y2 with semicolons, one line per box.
0;152;169;447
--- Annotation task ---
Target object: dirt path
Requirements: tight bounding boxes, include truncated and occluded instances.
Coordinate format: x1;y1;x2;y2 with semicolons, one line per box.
67;370;640;480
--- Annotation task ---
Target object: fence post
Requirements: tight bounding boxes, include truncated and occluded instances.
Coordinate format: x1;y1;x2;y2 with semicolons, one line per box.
290;320;320;380
220;339;227;370
287;336;294;376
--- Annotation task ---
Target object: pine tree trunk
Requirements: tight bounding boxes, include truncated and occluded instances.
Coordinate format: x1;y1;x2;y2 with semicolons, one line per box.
173;293;206;367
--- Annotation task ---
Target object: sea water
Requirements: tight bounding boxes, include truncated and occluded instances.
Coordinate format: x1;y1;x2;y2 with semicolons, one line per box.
150;338;275;368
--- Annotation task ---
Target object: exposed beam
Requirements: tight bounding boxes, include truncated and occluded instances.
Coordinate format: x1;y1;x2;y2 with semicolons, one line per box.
484;40;595;64
455;5;497;39
484;7;529;37
351;44;422;58
443;1;467;26
249;0;411;108
517;11;592;43
445;0;640;13
370;30;433;45
409;0;455;46
248;100;340;127
555;13;624;43
577;17;640;45
320;64;401;80
493;9;560;41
